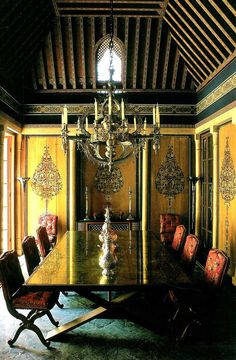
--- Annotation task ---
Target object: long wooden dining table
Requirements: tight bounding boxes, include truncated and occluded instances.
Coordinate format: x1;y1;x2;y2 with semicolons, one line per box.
24;230;192;341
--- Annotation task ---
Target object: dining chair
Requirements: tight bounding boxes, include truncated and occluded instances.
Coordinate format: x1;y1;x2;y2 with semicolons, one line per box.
168;248;230;342
22;235;64;309
180;234;199;274
36;227;68;297
38;214;58;247
0;250;59;348
36;225;51;257
160;213;180;245
171;225;186;254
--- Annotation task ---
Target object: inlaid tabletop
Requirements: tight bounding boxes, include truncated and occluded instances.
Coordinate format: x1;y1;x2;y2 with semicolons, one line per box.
25;231;191;291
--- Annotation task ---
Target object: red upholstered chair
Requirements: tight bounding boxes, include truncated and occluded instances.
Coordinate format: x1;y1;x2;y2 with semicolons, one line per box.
36;225;51;257
180;234;199;274
0;250;59;348
160;214;180;245
22;235;63;309
38;214;58;247
168;248;229;342
171;225;186;253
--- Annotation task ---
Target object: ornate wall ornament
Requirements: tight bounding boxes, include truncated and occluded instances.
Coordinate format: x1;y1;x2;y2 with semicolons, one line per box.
219;137;236;255
94;166;123;195
155;144;185;212
31;145;63;213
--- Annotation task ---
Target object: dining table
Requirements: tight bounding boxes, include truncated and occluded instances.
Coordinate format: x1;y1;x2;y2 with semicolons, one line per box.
24;230;192;341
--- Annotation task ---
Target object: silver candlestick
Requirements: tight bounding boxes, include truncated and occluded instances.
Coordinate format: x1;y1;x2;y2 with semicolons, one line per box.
84;186;90;220
127;186;134;220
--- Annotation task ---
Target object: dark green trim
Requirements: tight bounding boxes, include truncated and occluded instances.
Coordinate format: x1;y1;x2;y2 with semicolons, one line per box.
197;88;236;122
197;58;236;101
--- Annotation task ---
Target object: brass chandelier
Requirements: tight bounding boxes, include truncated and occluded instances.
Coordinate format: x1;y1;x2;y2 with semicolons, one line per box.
61;0;161;171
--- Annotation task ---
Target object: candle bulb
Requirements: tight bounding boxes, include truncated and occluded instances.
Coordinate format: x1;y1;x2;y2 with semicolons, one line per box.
63;105;68;125
134;116;137;131
85;116;89;131
108;94;112;115
121;98;125;119
94;98;98;121
156;104;160;128
153;106;156;125
144;118;147;131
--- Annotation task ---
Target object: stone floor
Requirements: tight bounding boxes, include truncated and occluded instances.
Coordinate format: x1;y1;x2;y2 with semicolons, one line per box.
0;259;236;360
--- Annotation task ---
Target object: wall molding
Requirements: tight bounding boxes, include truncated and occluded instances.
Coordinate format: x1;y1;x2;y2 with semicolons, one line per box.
196;73;236;115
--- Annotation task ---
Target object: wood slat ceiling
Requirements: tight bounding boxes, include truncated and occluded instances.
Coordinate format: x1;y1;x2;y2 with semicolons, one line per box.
0;0;235;104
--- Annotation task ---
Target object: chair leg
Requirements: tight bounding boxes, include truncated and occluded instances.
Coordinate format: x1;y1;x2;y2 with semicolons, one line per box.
8;318;51;348
56;299;64;309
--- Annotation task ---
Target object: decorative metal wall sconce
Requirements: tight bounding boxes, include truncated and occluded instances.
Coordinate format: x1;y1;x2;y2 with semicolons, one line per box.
84;186;90;220
126;186;134;220
155;144;185;213
17;177;30;192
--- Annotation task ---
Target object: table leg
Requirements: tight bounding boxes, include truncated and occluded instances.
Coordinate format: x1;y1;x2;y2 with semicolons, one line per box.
46;291;136;341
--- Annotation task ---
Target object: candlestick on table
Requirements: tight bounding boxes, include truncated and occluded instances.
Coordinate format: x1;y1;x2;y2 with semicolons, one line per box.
84;186;90;220
127;186;134;220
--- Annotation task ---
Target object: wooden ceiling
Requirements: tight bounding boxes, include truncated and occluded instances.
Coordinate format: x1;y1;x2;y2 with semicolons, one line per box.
0;0;235;104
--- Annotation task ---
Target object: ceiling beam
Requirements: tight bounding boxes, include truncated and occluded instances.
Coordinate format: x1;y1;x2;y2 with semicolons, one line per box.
196;0;235;48
181;63;187;90
132;17;140;89
162;31;171;89
57;18;67;89
168;3;217;70
122;17;129;89
171;48;180;90
142;18;152;89
67;17;77;89
91;17;96;89
223;0;236;16
164;16;209;78
186;0;231;55
46;32;57;89
39;50;47;90
209;0;235;32
175;0;226;61
80;18;86;88
152;18;162;89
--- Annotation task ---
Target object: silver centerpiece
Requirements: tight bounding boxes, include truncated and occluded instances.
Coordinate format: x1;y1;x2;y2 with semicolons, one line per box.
99;207;118;276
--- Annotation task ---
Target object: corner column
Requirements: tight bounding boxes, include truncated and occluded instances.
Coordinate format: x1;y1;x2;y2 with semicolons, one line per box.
141;140;148;230
69;140;76;230
195;134;201;237
210;125;219;248
0;124;4;252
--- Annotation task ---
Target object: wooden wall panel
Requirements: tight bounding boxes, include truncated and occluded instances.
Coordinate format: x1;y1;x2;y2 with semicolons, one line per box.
150;135;190;235
219;122;236;277
27;136;67;241
82;154;137;220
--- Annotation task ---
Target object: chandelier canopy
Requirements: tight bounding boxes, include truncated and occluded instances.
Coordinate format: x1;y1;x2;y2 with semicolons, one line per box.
61;0;161;171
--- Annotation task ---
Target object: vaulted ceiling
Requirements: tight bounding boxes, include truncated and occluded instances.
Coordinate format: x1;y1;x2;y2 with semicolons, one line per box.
0;0;235;108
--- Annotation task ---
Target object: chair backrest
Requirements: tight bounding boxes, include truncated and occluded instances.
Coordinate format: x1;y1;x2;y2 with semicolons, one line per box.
22;235;41;275
171;225;186;252
204;248;229;288
160;213;180;244
38;214;58;237
36;226;51;257
181;234;199;272
0;251;25;302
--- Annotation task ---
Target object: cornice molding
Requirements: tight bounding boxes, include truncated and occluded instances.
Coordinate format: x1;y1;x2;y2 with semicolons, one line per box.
24;103;196;116
196;73;236;115
0;86;21;114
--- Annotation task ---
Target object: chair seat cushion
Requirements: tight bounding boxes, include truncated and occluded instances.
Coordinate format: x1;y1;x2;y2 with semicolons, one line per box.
12;289;59;310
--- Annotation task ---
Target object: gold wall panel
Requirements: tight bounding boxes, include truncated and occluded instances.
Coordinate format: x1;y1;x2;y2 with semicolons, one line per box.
82;154;137;220
219;122;236;278
151;136;190;235
27;136;67;241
